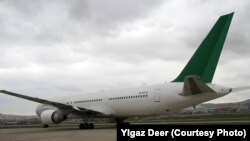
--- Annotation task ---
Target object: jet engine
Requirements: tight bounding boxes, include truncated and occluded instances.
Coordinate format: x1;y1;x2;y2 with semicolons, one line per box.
40;110;67;124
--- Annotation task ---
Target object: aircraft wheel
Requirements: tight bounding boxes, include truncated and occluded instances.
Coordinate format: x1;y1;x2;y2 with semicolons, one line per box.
79;123;85;129
89;123;94;129
43;124;49;128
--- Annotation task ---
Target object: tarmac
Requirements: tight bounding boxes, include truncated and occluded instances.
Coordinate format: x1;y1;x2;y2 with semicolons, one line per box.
0;127;116;141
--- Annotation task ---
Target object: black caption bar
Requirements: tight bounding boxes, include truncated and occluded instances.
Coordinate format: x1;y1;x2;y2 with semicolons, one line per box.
117;125;249;141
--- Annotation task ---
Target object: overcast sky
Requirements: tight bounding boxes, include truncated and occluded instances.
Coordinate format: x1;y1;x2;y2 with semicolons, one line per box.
0;0;250;115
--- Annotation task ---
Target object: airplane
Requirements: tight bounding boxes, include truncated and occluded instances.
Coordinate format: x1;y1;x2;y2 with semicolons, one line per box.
1;12;249;129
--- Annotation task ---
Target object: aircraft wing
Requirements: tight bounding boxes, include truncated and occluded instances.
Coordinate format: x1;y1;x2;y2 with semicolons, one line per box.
0;90;103;117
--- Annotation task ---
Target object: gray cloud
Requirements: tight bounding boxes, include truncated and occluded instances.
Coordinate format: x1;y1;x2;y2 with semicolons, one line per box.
0;0;250;115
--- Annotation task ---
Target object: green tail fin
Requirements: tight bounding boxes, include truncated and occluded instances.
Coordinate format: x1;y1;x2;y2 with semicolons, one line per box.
172;12;234;83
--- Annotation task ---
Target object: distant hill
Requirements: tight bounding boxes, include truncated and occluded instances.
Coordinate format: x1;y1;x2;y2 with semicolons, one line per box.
181;99;250;114
0;114;40;125
240;99;250;104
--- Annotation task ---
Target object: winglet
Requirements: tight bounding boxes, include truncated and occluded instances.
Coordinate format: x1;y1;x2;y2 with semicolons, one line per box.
173;12;234;83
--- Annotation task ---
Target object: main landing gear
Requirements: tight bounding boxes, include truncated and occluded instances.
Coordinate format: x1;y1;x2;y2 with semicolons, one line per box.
79;123;94;129
43;124;49;128
116;118;130;126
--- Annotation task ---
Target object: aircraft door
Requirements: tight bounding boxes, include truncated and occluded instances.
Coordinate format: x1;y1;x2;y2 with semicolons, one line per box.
154;89;160;102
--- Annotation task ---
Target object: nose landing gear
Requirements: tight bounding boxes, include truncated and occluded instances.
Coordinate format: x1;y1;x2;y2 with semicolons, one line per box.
79;123;94;129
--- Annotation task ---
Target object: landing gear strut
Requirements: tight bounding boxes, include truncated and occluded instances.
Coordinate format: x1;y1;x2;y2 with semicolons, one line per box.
116;118;130;126
79;123;94;129
43;124;49;128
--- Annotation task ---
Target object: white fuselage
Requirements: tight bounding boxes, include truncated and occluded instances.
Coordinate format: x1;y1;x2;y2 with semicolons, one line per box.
36;82;230;118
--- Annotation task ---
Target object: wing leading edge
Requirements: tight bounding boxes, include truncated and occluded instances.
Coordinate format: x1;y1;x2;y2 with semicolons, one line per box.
0;90;103;117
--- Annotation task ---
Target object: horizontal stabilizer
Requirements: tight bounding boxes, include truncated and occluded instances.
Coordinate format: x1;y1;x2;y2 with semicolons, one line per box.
232;86;250;93
181;75;215;96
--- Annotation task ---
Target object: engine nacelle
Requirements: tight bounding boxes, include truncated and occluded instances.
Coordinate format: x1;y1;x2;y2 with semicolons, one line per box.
40;110;67;124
